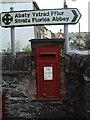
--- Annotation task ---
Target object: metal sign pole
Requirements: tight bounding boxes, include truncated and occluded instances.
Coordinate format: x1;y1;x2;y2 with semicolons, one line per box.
10;7;16;56
64;0;69;53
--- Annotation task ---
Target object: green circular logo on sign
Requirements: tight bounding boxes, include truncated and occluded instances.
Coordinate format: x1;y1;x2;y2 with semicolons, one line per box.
2;14;13;25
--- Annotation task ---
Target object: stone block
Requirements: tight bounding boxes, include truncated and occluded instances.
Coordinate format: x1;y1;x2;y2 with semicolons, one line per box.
29;79;37;99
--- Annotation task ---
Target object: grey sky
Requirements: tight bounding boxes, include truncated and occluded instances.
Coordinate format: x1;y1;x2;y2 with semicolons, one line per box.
0;0;33;3
0;0;89;52
88;1;90;32
1;0;89;33
35;0;89;33
1;2;35;51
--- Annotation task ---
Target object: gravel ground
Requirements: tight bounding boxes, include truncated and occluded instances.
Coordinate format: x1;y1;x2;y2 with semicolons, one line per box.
30;100;83;119
3;98;83;119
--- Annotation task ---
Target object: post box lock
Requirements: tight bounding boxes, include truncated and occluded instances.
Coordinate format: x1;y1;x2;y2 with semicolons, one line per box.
42;93;46;96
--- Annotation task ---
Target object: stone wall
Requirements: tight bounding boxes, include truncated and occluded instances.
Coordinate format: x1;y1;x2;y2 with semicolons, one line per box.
2;53;31;72
2;48;66;119
2;46;65;118
2;53;36;118
2;50;90;118
66;54;90;118
83;81;90;118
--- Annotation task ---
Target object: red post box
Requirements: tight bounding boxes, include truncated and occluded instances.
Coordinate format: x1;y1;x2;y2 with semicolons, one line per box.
36;45;60;100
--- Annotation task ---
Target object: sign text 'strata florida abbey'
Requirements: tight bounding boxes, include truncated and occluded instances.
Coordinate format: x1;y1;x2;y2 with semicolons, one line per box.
1;8;81;27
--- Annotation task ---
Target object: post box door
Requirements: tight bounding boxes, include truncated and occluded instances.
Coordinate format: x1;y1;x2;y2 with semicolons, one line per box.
36;45;60;100
37;62;60;100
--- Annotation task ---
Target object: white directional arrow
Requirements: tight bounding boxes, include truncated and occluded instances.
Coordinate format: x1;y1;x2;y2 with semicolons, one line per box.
1;8;81;27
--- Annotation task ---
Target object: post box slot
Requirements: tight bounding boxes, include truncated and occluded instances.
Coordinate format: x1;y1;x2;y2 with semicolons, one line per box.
40;53;56;57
